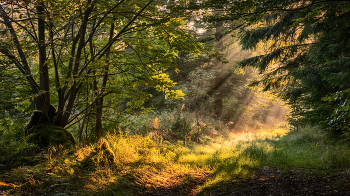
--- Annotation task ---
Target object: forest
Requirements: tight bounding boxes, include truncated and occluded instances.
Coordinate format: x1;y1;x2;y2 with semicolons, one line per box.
1;0;350;195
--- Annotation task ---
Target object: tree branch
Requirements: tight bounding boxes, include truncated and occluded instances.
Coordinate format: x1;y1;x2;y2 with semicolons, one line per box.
0;4;31;74
78;0;154;76
83;0;126;47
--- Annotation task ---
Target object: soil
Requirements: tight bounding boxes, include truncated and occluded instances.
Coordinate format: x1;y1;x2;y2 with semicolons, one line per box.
140;166;350;196
195;166;350;196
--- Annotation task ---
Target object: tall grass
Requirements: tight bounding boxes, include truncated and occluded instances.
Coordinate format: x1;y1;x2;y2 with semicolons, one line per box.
186;126;350;190
2;119;350;195
40;126;350;193
77;125;350;191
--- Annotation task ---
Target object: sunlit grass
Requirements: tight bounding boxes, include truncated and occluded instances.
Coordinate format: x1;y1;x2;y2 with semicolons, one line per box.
2;125;350;195
171;126;350;191
69;133;201;194
264;127;350;169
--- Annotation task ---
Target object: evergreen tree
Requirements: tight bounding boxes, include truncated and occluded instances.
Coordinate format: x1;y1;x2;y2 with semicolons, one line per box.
195;0;350;135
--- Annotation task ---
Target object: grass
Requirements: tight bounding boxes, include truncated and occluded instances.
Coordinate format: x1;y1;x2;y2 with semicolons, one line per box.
1;125;350;195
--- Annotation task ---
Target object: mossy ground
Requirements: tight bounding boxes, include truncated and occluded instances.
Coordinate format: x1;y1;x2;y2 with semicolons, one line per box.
27;123;75;147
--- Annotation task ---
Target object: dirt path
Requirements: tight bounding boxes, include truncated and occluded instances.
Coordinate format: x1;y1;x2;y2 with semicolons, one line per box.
198;167;350;196
142;166;350;196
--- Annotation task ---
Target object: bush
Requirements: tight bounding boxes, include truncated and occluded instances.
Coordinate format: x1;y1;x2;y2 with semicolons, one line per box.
0;114;28;160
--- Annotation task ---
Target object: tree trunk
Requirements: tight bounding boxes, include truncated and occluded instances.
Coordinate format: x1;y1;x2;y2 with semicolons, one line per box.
95;23;114;140
58;1;95;127
36;1;51;117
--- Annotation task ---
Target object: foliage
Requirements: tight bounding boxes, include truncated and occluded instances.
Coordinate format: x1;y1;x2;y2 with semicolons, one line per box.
179;68;218;114
322;89;350;137
0;113;26;140
0;0;205;142
0;113;28;160
168;64;286;130
192;0;350;135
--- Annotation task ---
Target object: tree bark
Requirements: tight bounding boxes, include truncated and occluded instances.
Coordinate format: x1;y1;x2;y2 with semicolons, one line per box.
95;23;114;140
59;0;95;127
36;1;50;115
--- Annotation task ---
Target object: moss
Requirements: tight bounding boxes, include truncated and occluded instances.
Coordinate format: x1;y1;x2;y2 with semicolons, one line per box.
25;105;57;136
27;123;75;148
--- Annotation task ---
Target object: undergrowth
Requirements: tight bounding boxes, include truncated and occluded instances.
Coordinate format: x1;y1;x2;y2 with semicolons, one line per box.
1;125;350;195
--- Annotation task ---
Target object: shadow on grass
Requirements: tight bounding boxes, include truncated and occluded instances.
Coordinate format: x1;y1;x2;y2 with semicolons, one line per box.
70;165;209;196
195;128;350;195
195;148;265;195
52;153;210;196
3;128;350;195
93;173;208;196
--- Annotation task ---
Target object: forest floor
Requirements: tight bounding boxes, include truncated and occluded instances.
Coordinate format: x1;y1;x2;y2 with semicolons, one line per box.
1;162;350;195
1;127;350;195
195;167;350;196
140;167;350;196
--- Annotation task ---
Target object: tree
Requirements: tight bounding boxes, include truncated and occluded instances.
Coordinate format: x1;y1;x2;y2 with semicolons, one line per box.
0;0;203;141
191;0;350;135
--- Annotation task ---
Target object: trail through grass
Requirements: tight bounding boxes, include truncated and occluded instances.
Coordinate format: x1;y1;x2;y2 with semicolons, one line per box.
1;126;350;195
